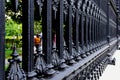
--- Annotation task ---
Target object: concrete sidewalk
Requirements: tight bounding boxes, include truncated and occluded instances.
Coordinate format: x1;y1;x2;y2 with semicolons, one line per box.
99;50;120;80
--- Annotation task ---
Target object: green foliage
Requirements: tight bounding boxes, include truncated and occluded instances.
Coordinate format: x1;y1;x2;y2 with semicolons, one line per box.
5;49;12;58
6;0;42;35
34;20;42;34
5;19;22;37
5;19;22;49
6;0;22;23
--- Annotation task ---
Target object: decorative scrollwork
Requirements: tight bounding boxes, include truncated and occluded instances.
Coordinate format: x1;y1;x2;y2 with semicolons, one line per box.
35;0;44;17
82;0;88;12
34;49;46;74
51;48;68;69
6;46;26;80
71;0;76;18
52;0;59;19
72;43;81;61
64;0;69;21
98;9;101;20
34;45;56;76
96;8;99;19
28;45;56;78
95;6;98;18
51;49;60;67
86;0;92;15
91;4;95;16
76;0;82;12
90;2;93;16
93;5;96;17
63;40;76;64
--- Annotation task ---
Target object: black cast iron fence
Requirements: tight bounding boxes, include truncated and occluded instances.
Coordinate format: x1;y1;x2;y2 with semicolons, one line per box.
0;0;120;80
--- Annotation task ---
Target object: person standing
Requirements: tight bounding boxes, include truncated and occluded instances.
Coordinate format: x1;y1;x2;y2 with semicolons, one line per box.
34;34;41;49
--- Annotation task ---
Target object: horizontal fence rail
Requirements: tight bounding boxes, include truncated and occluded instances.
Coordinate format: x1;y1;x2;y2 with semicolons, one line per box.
0;0;120;80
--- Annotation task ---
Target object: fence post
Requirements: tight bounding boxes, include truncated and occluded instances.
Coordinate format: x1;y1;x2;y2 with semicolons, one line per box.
56;0;64;58
73;6;79;52
42;0;52;64
64;0;72;56
22;0;34;73
116;0;119;49
107;0;110;43
0;0;5;79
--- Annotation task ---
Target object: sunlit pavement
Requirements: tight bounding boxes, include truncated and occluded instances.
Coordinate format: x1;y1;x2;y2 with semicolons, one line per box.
99;50;120;80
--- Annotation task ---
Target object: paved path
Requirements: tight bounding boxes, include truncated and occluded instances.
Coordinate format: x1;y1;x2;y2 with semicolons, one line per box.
99;50;120;80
